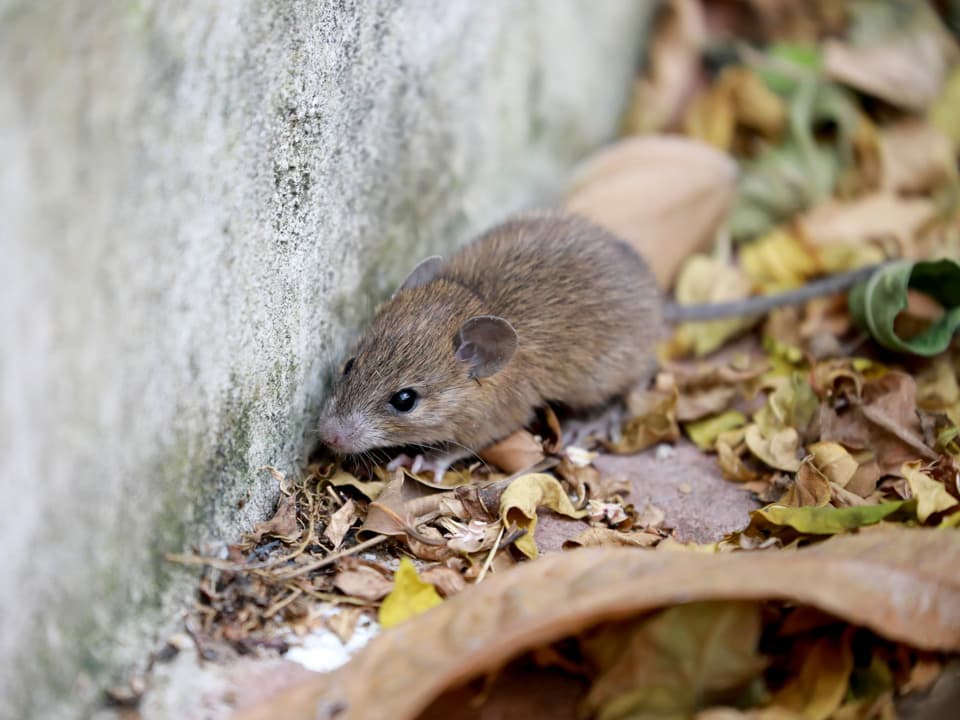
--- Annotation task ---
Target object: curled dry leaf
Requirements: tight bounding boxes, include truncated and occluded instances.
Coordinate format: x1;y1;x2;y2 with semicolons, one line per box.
565;136;737;288
323;498;358;550
499;473;587;559
563;527;661;549
477;430;544;474
247;493;300;544
744;424;802;472
604;386;680;454
902;460;958;522
333;561;394;602
238;528;960;720
418;565;466;598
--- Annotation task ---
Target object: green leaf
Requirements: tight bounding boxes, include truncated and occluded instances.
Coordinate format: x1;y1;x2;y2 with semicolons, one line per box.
758;43;823;96
849;259;960;356
753;501;909;534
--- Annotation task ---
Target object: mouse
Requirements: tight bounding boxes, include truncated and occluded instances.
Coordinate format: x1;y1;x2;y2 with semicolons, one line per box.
316;211;662;477
317;210;889;476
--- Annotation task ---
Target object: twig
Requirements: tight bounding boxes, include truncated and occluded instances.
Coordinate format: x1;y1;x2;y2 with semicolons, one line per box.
476;524;505;584
274;534;389;579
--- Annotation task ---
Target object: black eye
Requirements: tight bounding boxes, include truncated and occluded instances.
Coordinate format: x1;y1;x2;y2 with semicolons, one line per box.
388;388;418;413
342;357;355;376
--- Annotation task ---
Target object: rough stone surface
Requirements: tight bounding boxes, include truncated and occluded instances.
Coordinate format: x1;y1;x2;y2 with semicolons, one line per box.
0;1;655;717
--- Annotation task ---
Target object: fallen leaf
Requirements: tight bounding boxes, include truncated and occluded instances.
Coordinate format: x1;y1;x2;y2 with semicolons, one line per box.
500;473;587;559
929;64;960;148
563;527;661;549
334;562;394;602
685;67;786;150
580;602;767;719
744;424;802;472
717;428;764;483
478;430;544;474
325;607;364;645
326;468;385;501
604;387;680;454
739;228;820;293
750;501;908;535
902;461;958;522
677;385;739;422
669;255;756;357
823;2;957;112
798;192;937;257
565;136;737;288
771;632;853;720
685;410;747;451
248;493;300;544
239;528;960;720
323;499;358;550
419;565;466;598
877;121;957;194
782;460;832;508
849;259;960;356
377;557;443;629
808;442;858;488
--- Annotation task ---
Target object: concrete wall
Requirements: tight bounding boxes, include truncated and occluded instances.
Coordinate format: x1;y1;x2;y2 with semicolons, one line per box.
0;1;655;716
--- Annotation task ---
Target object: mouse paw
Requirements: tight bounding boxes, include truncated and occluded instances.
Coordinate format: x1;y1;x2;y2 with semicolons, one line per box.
562;404;626;447
386;453;453;480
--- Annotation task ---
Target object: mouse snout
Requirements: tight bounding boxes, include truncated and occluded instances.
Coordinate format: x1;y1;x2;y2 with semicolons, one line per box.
318;416;361;453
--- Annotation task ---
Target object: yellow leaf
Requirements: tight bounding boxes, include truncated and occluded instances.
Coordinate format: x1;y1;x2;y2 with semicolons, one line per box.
740;229;819;293
671;255;756;357
929;64;960;148
378;557;443;629
808;442;859;488
500;474;587;559
744;424;802;472
685;410;747;451
902;461;958;522
771;633;853;720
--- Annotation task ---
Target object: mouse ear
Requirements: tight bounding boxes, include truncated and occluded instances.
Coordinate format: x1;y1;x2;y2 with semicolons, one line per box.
454;315;518;379
395;255;443;295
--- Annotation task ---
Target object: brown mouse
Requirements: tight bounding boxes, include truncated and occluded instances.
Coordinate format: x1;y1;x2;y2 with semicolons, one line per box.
317;211;662;476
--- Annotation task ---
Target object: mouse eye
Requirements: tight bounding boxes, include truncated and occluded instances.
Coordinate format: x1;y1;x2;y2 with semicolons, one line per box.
342;357;356;376
388;388;419;413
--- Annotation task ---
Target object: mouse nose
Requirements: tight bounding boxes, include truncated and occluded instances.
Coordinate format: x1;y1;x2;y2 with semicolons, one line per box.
319;418;358;452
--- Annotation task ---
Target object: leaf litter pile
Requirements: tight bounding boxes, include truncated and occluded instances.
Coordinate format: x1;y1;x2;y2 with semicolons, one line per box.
170;2;960;719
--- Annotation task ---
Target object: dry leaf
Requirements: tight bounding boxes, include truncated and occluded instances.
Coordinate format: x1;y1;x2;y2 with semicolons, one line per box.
783;460;832;508
323;499;358;550
902;460;958;522
565;136;737;288
744;424;802;472
877;121;957;194
377;557;443;629
248;493;300;544
823;12;957;112
685;66;786;150
739;228;820;293
239;528;960;720
326;468;385;501
798;192;937;257
563;527;661;549
670;255;756;357
499;473;587;559
808;442;858;488
771;632;853;720
677;385;739;422
419;566;466;598
333;562;394;602
325;608;364;645
604;387;680;453
478;430;544;474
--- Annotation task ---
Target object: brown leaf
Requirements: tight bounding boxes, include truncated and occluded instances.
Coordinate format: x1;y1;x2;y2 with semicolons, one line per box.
333;561;393;602
877;121;957;194
563;527;661;549
419;566;466;598
676;384;739;422
325;607;364;645
323;499;358;550
565;136;737;288
247;493;300;544
478;430;545;474
238;528;960;720
823;14;957;112
604;387;680;454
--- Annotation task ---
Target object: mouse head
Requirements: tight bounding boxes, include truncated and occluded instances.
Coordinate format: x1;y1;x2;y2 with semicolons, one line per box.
317;257;518;455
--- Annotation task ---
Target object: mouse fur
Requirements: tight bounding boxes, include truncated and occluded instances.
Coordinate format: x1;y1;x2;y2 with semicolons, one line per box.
317;211;661;466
